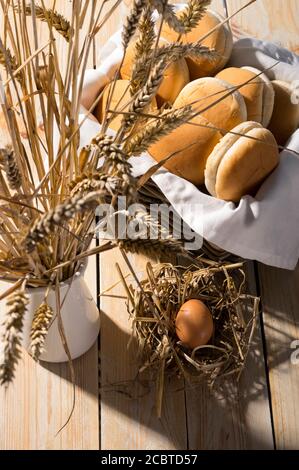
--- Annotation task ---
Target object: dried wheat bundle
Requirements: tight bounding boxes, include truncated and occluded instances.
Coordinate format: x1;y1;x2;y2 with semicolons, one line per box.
121;260;258;415
0;1;125;289
0;0;254;383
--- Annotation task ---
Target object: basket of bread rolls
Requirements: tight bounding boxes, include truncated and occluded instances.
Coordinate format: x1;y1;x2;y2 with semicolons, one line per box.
81;1;299;270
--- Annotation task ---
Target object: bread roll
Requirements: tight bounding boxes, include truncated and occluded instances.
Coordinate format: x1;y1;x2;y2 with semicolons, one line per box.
148;114;222;185
161;9;233;80
120;38;190;106
94;79;157;132
216;67;274;126
243;67;274;127
174;77;247;133
204;121;279;202
268;80;299;145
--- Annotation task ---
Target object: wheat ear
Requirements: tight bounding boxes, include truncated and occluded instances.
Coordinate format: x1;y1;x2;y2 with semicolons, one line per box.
122;0;147;49
0;289;29;386
150;0;185;33
179;0;211;33
122;58;166;131
119;237;186;259
131;6;156;94
0;146;22;190
29;303;54;361
0;46;21;82
22;4;72;42
118;211;187;259
156;42;217;62
24;191;106;253
125;106;193;155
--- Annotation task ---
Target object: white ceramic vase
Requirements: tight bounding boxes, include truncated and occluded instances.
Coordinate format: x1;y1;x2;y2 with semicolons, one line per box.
0;263;100;363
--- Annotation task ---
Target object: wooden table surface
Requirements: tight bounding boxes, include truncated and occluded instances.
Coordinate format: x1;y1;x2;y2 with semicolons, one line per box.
1;0;299;450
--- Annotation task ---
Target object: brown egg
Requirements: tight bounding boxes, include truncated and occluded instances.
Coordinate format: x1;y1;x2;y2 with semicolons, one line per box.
175;299;213;349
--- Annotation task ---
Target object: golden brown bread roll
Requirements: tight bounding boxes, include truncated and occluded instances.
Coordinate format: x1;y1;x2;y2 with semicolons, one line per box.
216;66;274;126
204;121;279;202
148;114;222;185
161;9;233;80
94;79;157;132
174;77;247;133
268;80;299;145
120;38;190;106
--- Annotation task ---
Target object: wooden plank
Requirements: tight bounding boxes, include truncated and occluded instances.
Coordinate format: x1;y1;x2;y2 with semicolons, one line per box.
211;0;299;450
0;255;99;450
100;248;274;450
100;248;188;450
211;0;299;52
183;261;274;449
257;264;299;449
0;1;101;450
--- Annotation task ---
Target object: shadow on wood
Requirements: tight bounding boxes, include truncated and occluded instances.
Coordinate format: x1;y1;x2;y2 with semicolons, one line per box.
99;304;274;450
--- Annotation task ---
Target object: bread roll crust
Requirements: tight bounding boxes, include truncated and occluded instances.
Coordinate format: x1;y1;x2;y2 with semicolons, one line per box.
216;67;275;127
205;121;279;202
242;66;274;127
174;77;247;133
148;114;222;185
94;79;131;131
216;68;262;123
161;10;233;79
205;121;261;196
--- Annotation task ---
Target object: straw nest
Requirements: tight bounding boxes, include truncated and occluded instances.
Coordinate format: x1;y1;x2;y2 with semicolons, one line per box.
122;259;259;412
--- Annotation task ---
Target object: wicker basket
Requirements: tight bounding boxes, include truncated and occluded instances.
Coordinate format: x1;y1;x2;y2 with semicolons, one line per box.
137;179;241;263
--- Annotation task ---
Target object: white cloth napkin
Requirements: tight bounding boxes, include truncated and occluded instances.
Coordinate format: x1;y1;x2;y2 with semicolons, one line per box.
79;33;299;270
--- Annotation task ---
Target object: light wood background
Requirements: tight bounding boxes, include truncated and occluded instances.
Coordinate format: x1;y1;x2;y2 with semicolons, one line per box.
1;0;299;450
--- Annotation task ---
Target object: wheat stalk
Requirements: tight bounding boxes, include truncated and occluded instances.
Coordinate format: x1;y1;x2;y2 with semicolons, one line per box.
134;7;156;58
29;303;54;360
118;210;187;259
150;0;185;34
179;0;211;33
122;0;147;49
24;190;107;253
21;4;72;42
130;3;215;95
131;6;156;94
69;172;108;195
0;46;22;82
125;106;193;155
156;42;217;62
69;172;130;198
131;43;216;97
122;58;167;131
119;237;185;259
0;288;29;386
0;146;22;191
